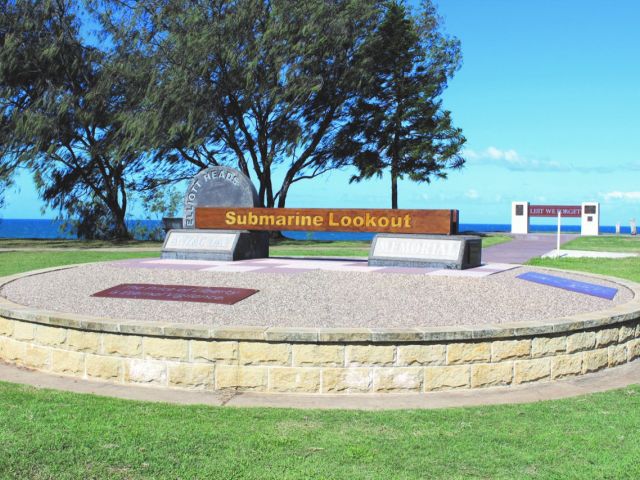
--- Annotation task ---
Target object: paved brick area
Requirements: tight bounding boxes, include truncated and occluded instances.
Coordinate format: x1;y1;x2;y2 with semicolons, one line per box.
482;234;579;264
113;257;519;277
114;233;578;274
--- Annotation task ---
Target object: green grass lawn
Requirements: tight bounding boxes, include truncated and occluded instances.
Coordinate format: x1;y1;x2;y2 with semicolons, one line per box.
270;239;370;257
479;234;512;248
0;237;511;274
4;239;640;479
562;235;640;253
0;234;512;259
528;256;640;283
1;381;640;479
0;251;159;277
256;234;511;257
0;238;163;249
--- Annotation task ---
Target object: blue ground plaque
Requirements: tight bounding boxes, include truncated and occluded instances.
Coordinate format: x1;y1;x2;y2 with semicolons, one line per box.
516;271;618;300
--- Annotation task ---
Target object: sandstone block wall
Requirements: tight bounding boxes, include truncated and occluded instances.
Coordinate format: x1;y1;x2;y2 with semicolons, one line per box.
1;316;639;394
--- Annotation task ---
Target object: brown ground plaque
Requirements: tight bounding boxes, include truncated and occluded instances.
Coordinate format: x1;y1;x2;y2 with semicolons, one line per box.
91;284;258;305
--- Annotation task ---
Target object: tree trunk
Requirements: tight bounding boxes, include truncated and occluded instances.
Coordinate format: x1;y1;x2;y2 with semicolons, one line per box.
270;181;285;240
109;176;131;241
277;177;291;209
391;168;398;209
111;206;131;241
269;230;286;242
271;176;292;240
391;122;400;209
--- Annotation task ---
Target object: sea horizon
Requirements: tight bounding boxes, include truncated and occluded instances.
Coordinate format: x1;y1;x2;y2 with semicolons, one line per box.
0;217;636;240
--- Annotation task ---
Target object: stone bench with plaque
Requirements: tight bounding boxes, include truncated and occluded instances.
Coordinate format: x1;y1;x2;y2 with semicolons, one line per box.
368;234;481;270
162;229;268;261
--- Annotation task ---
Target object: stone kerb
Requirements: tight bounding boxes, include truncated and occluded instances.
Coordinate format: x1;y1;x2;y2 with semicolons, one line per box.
1;267;640;394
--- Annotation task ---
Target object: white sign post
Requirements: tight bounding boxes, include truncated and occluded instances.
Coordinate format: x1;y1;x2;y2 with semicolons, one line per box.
556;211;562;258
580;202;600;236
511;201;530;234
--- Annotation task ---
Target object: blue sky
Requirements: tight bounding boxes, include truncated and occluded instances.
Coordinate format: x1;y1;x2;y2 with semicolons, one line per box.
3;0;639;226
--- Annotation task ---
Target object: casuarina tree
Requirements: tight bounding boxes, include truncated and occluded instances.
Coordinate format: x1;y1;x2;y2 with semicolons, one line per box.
0;0;152;239
334;0;466;208
91;0;384;209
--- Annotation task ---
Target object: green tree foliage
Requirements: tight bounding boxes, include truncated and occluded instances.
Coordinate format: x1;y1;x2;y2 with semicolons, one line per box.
1;0;465;235
0;0;151;239
334;0;465;208
93;0;384;208
0;118;15;209
0;163;14;210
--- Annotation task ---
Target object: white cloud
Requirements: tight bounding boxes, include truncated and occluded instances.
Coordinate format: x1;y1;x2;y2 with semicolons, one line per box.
465;189;479;199
600;191;640;202
463;147;568;172
486;146;520;162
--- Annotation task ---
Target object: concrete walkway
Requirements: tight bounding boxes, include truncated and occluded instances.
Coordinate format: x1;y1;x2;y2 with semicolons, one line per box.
1;361;639;410
542;249;639;259
483;234;579;264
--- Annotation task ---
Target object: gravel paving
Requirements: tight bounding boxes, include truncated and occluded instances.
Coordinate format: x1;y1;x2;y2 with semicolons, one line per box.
1;263;633;328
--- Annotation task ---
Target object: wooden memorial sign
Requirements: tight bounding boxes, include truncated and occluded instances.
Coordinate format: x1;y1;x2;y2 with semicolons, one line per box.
195;207;459;235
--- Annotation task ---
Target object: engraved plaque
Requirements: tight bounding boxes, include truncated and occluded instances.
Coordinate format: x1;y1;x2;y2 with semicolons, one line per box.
183;166;259;228
372;237;462;261
515;204;524;216
164;230;236;252
517;272;616;300
529;205;581;217
161;229;268;261
92;284;258;305
172;166;269;261
368;234;481;269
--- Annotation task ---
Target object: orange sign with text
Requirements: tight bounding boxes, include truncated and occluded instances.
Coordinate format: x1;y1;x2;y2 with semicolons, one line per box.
195;208;459;235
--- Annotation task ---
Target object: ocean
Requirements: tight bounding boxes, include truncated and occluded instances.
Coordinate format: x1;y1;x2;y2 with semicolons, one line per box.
0;218;635;240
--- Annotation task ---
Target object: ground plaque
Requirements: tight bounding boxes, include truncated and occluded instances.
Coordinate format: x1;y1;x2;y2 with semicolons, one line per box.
92;284;258;305
517;272;618;300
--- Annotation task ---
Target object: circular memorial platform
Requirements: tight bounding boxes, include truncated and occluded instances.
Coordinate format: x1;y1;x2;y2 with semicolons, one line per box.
1;259;639;395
